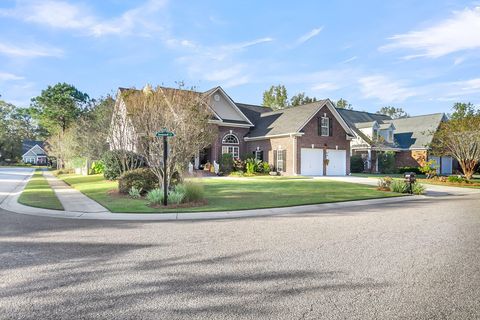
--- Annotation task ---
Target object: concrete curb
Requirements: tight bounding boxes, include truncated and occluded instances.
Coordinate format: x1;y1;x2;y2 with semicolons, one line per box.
5;171;476;222
1;179;423;221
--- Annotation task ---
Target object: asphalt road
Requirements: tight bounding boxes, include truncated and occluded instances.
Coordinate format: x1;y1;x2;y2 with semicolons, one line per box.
1;167;480;319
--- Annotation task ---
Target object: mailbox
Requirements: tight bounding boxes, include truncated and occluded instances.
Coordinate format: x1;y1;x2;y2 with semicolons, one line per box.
404;172;416;183
404;172;416;194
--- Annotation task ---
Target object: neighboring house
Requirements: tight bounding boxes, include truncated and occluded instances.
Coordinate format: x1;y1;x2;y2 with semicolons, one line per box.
337;110;453;174
22;140;48;165
112;86;355;176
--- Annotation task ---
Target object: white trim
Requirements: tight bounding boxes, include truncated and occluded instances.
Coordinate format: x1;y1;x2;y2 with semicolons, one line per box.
222;133;240;145
21;144;46;158
204;87;254;126
244;132;304;141
210;120;253;128
297;100;356;137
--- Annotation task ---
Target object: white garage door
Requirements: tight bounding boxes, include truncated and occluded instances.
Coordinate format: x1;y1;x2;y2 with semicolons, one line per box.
301;148;323;175
326;149;347;176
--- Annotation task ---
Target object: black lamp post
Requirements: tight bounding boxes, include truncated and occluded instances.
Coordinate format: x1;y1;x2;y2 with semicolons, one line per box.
155;128;175;206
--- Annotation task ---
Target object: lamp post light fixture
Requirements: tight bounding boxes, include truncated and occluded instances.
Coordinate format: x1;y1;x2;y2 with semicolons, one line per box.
155;128;175;206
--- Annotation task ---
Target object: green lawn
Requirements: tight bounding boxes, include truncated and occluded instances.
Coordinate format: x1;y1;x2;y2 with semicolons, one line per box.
58;174;401;213
352;173;480;189
18;170;64;210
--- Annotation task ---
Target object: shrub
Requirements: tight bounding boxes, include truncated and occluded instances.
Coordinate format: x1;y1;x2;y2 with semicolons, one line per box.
447;175;466;183
118;168;158;194
220;153;234;174
245;158;260;174
397;166;422;174
390;180;408;193
377;176;393;191
102;150;145;180
90;161;105;174
168;189;185;204
146;188;164;205
261;162;271;173
411;183;426;195
175;181;205;202
378;151;396;174
350;155;364;173
128;186;142;199
419;159;438;178
233;158;245;172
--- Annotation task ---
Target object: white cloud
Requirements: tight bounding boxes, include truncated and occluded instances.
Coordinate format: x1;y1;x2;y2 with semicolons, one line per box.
311;82;340;91
0;72;24;81
175;37;273;88
0;42;63;57
296;27;323;45
381;7;480;58
340;56;358;64
0;0;168;37
358;75;416;102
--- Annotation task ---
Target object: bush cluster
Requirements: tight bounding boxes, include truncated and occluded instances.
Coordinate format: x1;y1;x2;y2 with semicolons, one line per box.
447;175;466;183
377;176;393;191
397;166;422;174
102;150;145;180
146;181;205;205
118;168;158;194
90;160;105;174
378;152;396;174
389;179;425;195
350;155;364;173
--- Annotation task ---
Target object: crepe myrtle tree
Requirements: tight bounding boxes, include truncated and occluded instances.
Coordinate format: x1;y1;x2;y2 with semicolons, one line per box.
121;84;217;189
430;105;480;180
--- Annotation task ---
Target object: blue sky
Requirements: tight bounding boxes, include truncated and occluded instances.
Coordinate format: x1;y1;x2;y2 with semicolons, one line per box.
1;0;479;115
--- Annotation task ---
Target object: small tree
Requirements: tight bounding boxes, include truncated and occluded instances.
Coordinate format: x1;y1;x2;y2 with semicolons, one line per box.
336;98;353;110
262;85;289;110
290;93;317;107
122;85;217;189
431;105;480;180
377;106;409;119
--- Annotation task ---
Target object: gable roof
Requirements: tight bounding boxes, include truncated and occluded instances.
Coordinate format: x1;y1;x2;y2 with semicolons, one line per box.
242;100;355;139
118;86;253;127
386;113;445;149
22;140;46;156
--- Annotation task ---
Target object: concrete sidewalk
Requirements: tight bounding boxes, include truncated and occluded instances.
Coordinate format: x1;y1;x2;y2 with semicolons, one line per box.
42;170;109;213
1;169;478;221
0;169;423;221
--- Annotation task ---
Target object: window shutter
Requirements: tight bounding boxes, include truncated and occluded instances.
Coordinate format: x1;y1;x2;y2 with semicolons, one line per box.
273;151;278;171
253;151;256;158
282;149;287;172
259;151;264;161
317;117;321;136
329;117;333;136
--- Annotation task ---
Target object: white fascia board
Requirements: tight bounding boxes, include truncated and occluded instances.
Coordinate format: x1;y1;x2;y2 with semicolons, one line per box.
207;87;254;126
244;132;304;141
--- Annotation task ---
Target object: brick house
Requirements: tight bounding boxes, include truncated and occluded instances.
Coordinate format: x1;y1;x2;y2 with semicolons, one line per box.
113;86;355;176
337;109;453;175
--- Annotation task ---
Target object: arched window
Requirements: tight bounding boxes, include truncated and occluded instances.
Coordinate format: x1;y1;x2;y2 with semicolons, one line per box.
222;133;239;144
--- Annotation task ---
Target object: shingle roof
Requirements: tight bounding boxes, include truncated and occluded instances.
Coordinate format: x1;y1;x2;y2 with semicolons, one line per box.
22;140;46;155
240;100;329;138
386;113;445;149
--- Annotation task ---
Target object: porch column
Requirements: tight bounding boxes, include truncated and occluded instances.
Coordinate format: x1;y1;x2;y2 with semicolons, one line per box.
194;152;200;169
367;149;372;170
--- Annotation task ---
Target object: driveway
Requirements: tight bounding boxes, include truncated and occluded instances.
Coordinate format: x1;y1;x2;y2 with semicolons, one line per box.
1;185;479;319
0;167;33;204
